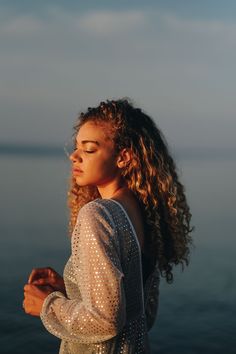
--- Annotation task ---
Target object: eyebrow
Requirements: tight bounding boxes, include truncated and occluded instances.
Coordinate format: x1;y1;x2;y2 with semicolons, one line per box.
77;140;100;146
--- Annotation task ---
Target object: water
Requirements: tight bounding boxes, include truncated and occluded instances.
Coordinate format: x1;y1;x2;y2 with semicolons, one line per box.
0;149;235;353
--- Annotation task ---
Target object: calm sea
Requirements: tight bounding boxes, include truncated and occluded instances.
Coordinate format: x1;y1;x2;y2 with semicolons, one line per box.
0;147;235;354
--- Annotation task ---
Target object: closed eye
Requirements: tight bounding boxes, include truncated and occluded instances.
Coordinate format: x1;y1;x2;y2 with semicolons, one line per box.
73;147;96;154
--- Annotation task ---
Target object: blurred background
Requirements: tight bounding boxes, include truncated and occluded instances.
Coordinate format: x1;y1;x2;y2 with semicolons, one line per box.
1;0;235;353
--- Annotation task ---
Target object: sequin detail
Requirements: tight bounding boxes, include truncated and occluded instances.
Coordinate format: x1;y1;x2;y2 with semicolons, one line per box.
40;199;160;353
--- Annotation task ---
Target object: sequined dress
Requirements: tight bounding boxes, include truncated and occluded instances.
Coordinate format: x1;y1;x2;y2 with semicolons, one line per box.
40;198;160;353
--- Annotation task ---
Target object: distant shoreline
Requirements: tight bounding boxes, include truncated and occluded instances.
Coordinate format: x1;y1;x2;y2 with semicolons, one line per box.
0;143;236;160
0;143;64;157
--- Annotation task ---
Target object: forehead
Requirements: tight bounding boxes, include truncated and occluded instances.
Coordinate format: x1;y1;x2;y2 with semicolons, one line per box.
76;121;113;145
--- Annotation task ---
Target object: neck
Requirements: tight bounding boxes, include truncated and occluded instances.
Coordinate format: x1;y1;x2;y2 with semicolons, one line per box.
97;180;129;199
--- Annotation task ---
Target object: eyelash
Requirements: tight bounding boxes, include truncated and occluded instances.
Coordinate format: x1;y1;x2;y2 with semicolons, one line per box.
74;148;95;154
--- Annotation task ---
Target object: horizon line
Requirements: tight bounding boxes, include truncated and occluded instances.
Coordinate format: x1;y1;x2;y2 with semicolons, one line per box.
0;143;236;160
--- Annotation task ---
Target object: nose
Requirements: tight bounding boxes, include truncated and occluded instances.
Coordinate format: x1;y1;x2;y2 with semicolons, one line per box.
69;149;82;163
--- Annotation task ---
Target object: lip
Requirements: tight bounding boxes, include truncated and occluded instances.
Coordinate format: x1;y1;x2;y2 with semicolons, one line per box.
73;168;83;173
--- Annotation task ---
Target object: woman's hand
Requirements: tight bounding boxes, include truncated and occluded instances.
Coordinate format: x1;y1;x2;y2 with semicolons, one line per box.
23;284;54;317
27;267;66;296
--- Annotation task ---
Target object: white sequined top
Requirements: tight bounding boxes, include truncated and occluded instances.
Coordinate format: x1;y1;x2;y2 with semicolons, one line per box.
40;198;160;354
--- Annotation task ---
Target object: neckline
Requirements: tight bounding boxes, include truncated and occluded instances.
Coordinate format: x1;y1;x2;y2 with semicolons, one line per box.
96;198;143;255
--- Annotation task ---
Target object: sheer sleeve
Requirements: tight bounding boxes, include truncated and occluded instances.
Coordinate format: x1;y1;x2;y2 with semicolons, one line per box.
143;265;160;332
40;201;126;344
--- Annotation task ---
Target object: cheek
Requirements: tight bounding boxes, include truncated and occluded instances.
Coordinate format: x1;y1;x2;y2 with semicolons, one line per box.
91;155;117;177
99;154;117;171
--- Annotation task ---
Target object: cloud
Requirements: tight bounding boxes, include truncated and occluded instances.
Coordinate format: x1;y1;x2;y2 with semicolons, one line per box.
162;12;236;39
0;5;236;147
1;15;45;36
1;7;235;41
76;10;147;36
0;8;148;39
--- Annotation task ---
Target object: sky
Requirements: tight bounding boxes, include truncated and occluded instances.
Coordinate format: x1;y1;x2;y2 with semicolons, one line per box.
1;0;236;149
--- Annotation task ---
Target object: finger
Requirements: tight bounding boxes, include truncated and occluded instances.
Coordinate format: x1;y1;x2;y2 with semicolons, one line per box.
24;284;38;293
23;301;39;316
28;268;48;283
24;284;54;298
32;278;50;285
36;284;55;292
24;284;33;291
28;267;56;284
28;269;41;284
28;267;55;283
24;284;30;292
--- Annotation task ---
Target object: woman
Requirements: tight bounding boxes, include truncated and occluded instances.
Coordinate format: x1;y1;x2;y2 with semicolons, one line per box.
23;99;194;353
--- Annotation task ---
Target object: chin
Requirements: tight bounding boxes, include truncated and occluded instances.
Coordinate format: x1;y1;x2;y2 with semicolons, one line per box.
73;175;84;184
74;177;91;187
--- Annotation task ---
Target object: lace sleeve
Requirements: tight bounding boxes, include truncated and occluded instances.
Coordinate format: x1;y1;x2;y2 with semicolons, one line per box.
40;201;126;344
144;265;160;332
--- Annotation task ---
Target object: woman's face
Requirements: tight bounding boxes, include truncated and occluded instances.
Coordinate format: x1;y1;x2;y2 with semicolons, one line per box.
70;121;120;187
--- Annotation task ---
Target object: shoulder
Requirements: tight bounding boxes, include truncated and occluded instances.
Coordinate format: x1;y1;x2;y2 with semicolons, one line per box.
78;199;112;217
76;199;116;229
72;200;119;247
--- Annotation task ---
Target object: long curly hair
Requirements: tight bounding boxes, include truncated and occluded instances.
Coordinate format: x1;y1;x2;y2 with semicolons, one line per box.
67;98;194;283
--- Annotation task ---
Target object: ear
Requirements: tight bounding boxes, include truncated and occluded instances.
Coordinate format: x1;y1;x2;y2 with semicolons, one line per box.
116;148;132;169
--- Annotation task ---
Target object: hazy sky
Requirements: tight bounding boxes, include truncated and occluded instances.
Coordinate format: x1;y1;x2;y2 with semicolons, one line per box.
1;0;236;148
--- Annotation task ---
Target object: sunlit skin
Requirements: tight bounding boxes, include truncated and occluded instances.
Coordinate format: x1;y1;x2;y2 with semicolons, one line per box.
23;268;67;316
70;121;133;198
23;121;133;317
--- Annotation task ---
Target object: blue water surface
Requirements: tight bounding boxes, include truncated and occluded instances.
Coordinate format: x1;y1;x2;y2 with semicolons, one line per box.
0;149;235;354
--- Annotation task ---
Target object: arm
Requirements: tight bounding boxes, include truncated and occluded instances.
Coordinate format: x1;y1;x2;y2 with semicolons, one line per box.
40;201;126;344
144;265;160;332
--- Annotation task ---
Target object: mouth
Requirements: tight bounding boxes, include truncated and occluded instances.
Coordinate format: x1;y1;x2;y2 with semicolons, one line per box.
73;168;83;174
